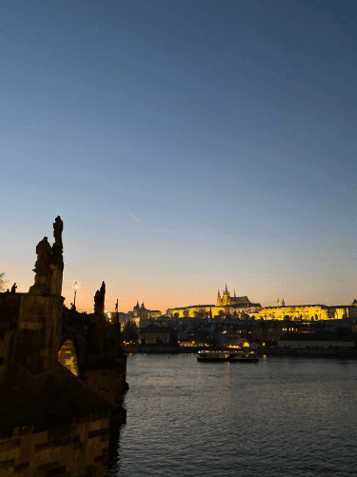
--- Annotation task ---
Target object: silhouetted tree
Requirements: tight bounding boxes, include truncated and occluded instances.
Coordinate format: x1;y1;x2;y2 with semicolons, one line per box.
0;272;6;291
121;322;138;343
195;308;207;319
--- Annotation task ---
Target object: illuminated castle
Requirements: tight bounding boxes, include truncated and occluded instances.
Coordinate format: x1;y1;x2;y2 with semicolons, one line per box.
216;284;252;307
169;285;262;318
169;285;357;321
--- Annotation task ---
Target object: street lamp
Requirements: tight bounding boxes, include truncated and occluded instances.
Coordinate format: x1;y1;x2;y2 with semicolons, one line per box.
73;282;79;308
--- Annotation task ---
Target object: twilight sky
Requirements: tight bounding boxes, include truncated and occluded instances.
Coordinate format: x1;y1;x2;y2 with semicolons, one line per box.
1;0;357;313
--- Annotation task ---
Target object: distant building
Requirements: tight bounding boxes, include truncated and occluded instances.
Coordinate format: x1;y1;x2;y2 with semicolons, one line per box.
139;324;177;344
168;289;357;323
132;301;162;327
154;315;176;327
256;301;357;321
251;321;300;344
278;330;357;349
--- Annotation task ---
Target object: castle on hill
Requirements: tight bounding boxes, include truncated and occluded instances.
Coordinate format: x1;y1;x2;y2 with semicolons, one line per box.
168;285;357;321
168;284;262;318
216;284;253;307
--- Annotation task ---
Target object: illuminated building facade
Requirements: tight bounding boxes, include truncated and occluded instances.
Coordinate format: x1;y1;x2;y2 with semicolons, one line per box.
132;301;162;327
168;287;357;322
255;300;357;321
169;285;262;318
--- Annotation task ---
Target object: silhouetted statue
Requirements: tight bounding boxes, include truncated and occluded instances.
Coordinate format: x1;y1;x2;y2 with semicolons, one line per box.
53;215;63;246
29;216;64;295
94;281;106;315
10;283;17;293
51;216;64;269
115;298;119;324
35;237;52;270
29;237;52;294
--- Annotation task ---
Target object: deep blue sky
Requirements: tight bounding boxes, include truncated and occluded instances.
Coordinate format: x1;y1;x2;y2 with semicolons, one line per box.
1;0;357;312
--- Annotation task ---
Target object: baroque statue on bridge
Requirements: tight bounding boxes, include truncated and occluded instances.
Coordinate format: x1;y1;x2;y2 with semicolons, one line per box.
51;216;64;269
29;216;64;295
53;215;63;246
94;281;106;315
35;237;52;270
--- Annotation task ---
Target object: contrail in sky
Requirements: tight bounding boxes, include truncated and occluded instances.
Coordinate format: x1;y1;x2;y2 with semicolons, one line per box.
122;206;141;223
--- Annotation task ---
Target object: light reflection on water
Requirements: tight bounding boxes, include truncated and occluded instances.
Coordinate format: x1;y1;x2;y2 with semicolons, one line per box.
109;354;357;477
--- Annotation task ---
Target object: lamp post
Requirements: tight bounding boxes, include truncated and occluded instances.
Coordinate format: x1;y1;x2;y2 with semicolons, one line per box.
73;282;79;309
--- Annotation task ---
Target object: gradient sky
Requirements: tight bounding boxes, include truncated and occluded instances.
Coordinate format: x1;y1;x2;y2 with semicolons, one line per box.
1;0;357;313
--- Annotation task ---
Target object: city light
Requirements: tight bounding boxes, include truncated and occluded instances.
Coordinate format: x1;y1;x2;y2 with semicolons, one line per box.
73;282;79;308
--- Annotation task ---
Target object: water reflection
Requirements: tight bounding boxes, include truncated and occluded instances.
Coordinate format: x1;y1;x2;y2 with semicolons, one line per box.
117;354;357;477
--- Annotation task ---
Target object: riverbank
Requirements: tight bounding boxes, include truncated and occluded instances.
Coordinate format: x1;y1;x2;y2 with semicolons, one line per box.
260;347;357;358
122;345;357;358
122;345;197;354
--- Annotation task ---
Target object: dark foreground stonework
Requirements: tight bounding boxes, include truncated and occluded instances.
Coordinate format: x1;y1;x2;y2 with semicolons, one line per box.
0;362;114;476
0;218;128;476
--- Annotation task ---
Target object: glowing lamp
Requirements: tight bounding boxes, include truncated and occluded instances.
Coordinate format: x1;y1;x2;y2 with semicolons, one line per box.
73;282;79;308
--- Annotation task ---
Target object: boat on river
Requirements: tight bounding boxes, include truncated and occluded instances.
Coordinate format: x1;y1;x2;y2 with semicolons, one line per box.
230;349;259;363
197;349;259;363
197;350;232;362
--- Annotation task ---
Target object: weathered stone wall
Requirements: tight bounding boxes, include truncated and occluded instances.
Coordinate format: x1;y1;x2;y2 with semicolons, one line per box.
83;358;127;420
0;293;23;383
0;411;111;477
0;329;16;382
12;295;64;375
0;293;22;324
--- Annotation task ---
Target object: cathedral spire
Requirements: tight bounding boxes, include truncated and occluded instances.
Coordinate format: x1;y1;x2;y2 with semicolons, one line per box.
217;289;222;306
234;288;236;297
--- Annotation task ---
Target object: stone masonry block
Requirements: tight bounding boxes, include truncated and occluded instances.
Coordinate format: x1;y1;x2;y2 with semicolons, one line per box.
13;462;29;472
94;454;107;463
0;437;21;451
45;465;66;476
0;458;15;468
87;427;109;439
38;461;61;472
35;438;67;452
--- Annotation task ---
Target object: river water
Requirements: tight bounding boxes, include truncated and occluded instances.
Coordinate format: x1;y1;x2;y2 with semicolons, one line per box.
109;353;357;477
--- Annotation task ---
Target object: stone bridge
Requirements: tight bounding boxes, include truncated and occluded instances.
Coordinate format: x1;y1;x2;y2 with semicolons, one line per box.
0;217;128;476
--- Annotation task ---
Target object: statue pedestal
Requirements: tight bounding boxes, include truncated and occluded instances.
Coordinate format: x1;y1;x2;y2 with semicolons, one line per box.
49;265;63;296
